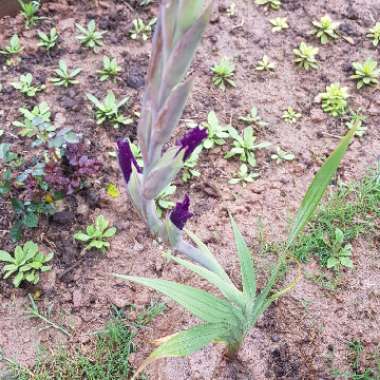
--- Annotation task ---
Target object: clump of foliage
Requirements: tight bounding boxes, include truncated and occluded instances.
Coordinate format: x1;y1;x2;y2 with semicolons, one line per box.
225;126;271;167
19;0;40;28
312;15;339;44
325;228;353;271
44;143;102;195
76;20;105;51
50;60;82;87
201;111;229;149
109;2;359;373
0;241;53;287
0;34;23;65
293;42;319;70
282;107;301;123
255;0;281;10
351;58;380;89
129;18;156;41
11;73;44;97
37;28;59;51
181;147;202;183
270;17;288;32
211;58;236;89
345;110;367;137
74;215;117;253
239;107;268;128
229;164;259;185
87;91;132;129
256;55;275;71
98;56;122;81
271;147;295;164
367;22;380;47
319;83;349;117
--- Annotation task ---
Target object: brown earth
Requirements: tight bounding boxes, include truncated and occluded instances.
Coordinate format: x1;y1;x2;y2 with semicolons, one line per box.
0;0;379;379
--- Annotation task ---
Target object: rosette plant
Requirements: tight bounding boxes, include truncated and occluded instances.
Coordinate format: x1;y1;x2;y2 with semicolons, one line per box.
114;0;359;376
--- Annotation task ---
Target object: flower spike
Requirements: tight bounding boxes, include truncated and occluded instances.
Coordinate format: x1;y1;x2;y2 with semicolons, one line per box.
177;127;207;161
117;139;142;184
170;194;193;230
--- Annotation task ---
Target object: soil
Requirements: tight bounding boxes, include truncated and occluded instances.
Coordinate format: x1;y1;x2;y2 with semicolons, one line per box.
0;0;379;379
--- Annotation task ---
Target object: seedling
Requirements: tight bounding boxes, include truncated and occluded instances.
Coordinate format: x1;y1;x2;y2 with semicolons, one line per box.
98;56;122;81
229;164;259;185
76;20;105;51
87;91;132;129
312;15;339;44
367;22;380;47
239;107;268;128
13;102;51;130
255;0;281;10
129;18;156;41
19;0;40;28
182;146;202;183
293;42;319;70
0;34;23;65
345;110;367;137
270;17;288;32
74;215;116;253
37;28;59;51
211;58;236;90
325;228;353;270
201;111;229;149
0;241;53;287
282;107;301;124
271;147;295;164
319;83;349;117
225;126;271;167
50;60;82;87
11;73;44;97
256;55;275;71
156;185;176;218
351;58;380;89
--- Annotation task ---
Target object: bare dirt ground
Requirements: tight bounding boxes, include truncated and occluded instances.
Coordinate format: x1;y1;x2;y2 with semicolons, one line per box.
0;0;379;379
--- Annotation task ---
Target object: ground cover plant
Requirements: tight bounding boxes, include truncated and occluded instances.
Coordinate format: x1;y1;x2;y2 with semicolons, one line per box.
0;0;379;379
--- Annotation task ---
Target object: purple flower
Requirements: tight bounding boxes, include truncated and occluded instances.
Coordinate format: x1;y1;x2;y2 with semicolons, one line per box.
177;127;207;161
170;194;193;230
117;139;142;184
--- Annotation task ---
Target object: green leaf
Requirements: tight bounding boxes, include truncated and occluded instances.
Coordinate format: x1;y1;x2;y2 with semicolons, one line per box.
340;257;353;268
23;212;39;228
0;250;14;263
169;254;245;307
229;215;256;299
114;274;243;325
73;232;91;242
327;257;339;269
288;127;357;246
103;227;117;238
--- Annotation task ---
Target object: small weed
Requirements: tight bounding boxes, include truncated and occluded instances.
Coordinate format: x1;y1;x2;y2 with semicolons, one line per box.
37;28;59;51
312;15;339;44
319;83;349;117
98;56;122;82
76;20;105;51
367;22;380;47
211;58;236;90
271;147;295;164
325;228;353;271
129;18;156;41
255;0;282;10
50;60;82;87
87;91;132;129
225;126;271;167
282;107;301;124
229;164;259;185
181;146;202;183
345;110;367;137
270;17;288;32
11;73;44;97
74;215;117;253
256;55;275;71
0;241;53;287
19;0;40;28
201;111;229;149
351;58;380;89
293;42;319;70
0;34;23;65
239;107;268;128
